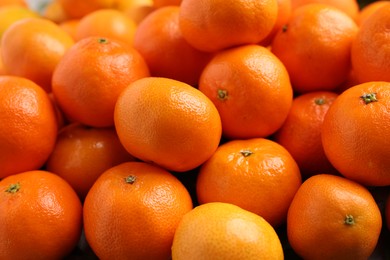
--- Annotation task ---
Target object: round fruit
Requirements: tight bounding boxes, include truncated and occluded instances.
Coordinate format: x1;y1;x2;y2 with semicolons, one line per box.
46;123;135;200
52;36;150;127
0;170;83;259
0;76;58;178
114;77;222;172
271;3;358;93
273;91;339;177
178;0;278;52
0;17;74;92
83;161;193;259
196;138;302;227
198;44;293;139
321;81;390;186
172;202;284;260
287;174;382;259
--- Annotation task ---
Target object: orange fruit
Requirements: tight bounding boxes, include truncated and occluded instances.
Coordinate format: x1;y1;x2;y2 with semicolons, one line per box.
0;0;26;6
153;0;181;8
321;81;390;186
114;77;222;172
260;0;292;46
1;17;74;92
133;6;213;86
290;0;359;20
83;161;193;259
287;174;382;259
271;3;358;93
58;19;80;40
178;0;278;52
198;44;293;139
0;5;38;40
0;170;83;259
75;9;137;46
351;3;390;83
41;0;68;23
58;0;115;19
273;91;339;178
0;76;58;178
113;0;153;11
196;138;302;228
357;0;390;26
46;123;136;200
0;47;5;75
172;202;284;260
52;36;150;127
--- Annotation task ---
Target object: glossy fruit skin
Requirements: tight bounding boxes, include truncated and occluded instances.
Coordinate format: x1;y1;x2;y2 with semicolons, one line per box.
133;6;213;86
196;138;302;227
0;76;58;178
172;202;284;260
198;44;293;139
271;3;358;93
75;9;137;46
273;91;339;177
0;170;83;259
179;0;278;52
287;174;382;260
83;161;193;260
290;0;359;20
0;17;74;92
46;123;135;200
114;77;222;172
321;81;390;186
58;0;115;19
351;3;390;83
52;36;150;127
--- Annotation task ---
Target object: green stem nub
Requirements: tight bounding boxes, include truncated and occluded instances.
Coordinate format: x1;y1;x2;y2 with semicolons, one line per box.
240;150;253;157
6;183;20;193
344;215;355;225
217;89;228;101
315;98;326;105
125;175;137;184
360;93;378;104
98;38;109;44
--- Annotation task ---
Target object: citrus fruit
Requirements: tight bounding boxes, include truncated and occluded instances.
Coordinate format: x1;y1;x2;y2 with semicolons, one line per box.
196;138;302;227
273;91;339;177
52;36;150;127
83;161;193;259
351;3;390;83
0;75;58;178
178;0;278;52
287;174;382;259
133;6;213;86
1;17;74;92
172;202;284;260
321;81;390;186
0;170;83;259
271;3;358;93
114;77;222;172
46;123;136;200
198;44;293;139
75;8;137;46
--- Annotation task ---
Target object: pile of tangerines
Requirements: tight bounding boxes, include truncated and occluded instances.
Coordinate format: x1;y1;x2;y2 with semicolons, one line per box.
0;0;389;259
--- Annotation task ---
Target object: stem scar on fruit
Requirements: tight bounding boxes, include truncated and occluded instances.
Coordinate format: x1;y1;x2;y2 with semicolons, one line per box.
98;38;109;44
314;98;326;105
217;89;228;101
5;183;20;193
125;175;136;184
282;24;288;32
344;215;355;225
360;93;378;104
240;150;253;157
